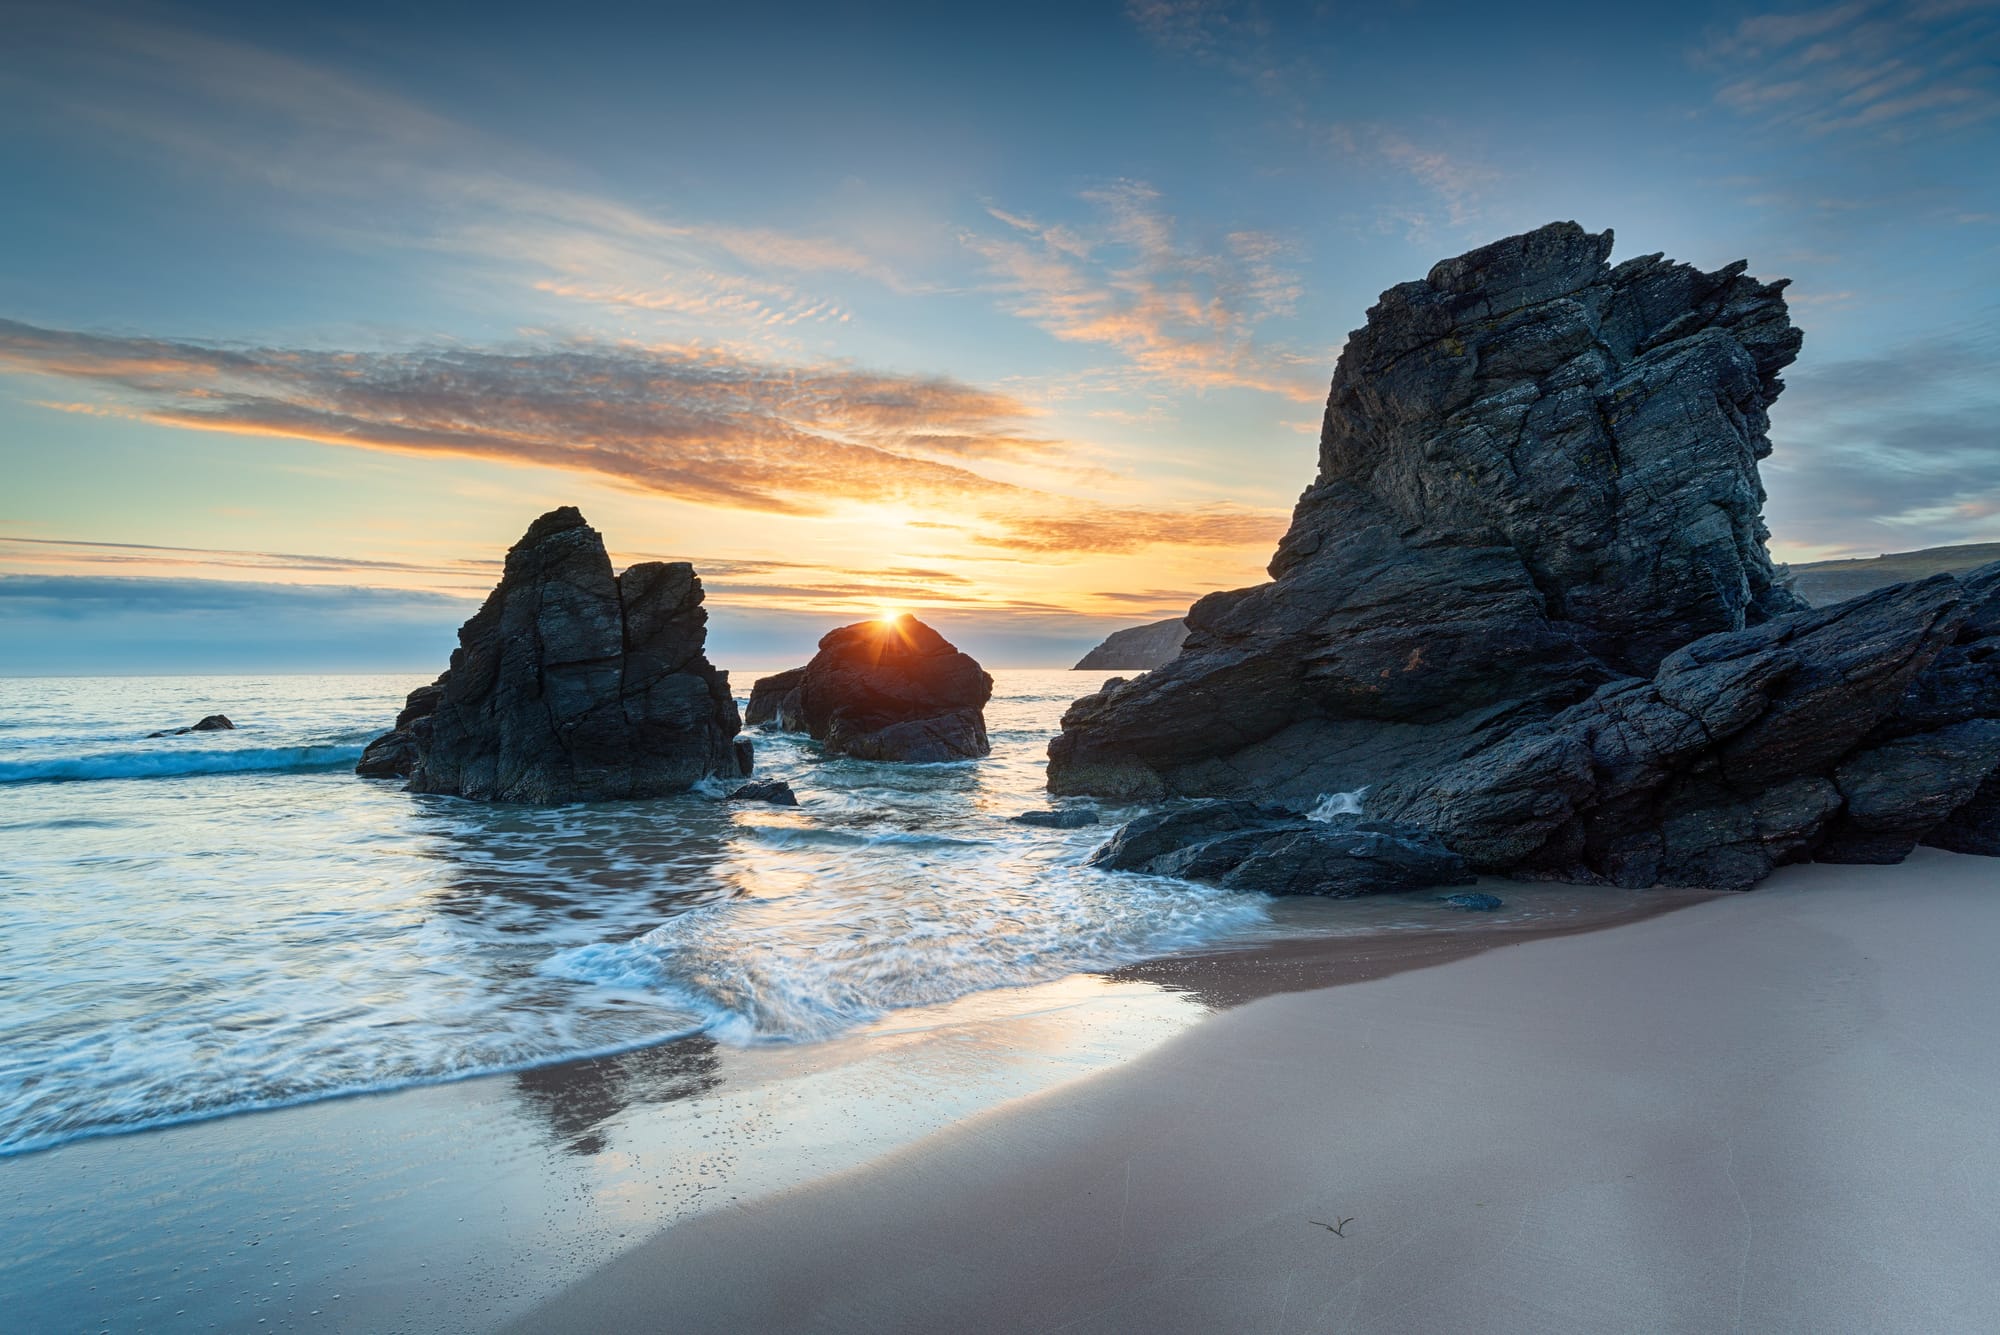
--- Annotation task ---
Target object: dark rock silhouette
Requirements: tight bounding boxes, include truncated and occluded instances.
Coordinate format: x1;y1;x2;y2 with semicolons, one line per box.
749;615;992;762
744;667;806;729
1052;222;2000;889
358;507;749;801
354;682;443;778
1073;618;1189;671
728;779;798;806
148;714;234;737
1087;800;1472;897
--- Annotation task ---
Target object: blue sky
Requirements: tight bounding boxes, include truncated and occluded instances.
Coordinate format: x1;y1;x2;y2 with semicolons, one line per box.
1;0;1995;672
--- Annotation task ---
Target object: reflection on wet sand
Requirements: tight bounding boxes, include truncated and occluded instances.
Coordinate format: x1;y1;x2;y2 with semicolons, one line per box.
512;1038;723;1156
1108;886;1723;1010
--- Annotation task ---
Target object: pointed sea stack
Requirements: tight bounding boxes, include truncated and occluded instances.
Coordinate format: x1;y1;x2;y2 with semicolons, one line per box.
357;507;750;801
1051;222;2000;889
749;616;992;762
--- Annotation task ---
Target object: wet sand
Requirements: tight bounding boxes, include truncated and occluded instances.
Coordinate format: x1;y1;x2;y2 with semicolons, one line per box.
0;879;1696;1331
509;850;2000;1335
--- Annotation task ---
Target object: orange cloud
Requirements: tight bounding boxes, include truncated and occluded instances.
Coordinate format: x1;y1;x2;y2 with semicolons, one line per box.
0;318;1294;564
963;183;1326;403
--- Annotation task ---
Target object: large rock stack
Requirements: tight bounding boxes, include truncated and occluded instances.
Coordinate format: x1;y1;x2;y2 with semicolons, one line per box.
748;615;992;762
1050;222;2000;889
357;507;750;802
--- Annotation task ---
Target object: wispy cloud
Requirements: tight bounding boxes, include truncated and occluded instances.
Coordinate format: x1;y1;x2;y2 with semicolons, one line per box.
1701;0;2000;139
964;182;1323;401
0;318;1286;560
0;6;912;347
1764;331;2000;555
1125;0;1293;94
994;503;1286;555
0;534;500;588
0;317;1041;510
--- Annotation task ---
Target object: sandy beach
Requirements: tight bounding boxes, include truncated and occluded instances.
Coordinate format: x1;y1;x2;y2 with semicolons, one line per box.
511;849;2000;1335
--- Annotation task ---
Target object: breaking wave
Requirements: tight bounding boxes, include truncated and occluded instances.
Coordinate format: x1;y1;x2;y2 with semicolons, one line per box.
0;743;367;785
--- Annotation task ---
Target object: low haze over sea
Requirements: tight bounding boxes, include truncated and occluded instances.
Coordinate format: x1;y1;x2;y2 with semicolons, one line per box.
0;669;1657;1161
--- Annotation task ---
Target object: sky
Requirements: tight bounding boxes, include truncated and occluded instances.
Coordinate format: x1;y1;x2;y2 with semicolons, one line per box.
1;0;1996;673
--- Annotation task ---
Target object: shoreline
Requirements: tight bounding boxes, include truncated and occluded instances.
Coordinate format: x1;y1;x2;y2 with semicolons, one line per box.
509;849;2000;1334
0;877;1716;1331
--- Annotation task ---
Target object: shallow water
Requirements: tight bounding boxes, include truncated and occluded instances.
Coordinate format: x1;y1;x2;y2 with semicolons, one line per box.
0;669;1642;1159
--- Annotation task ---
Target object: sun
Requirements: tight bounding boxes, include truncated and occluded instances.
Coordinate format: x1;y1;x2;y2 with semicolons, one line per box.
874;606;905;625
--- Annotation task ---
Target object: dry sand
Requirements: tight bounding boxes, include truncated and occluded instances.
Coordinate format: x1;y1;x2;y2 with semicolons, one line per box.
509;849;2000;1334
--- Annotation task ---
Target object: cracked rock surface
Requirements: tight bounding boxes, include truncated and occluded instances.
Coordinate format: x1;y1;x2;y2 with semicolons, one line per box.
1050;222;2000;888
359;507;749;801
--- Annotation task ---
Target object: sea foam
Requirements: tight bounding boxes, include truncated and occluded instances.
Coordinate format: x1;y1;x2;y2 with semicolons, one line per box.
0;743;368;784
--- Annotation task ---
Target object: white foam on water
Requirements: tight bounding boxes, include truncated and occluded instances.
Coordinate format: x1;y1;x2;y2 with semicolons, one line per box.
540;866;1271;1044
0;672;1540;1158
1308;787;1368;819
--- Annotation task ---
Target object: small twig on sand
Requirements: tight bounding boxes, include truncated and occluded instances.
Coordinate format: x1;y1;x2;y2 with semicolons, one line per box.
1310;1217;1355;1237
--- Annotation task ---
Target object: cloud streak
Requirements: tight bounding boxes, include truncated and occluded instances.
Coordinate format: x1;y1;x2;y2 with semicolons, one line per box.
1765;331;2000;555
1702;0;2000;139
964;182;1324;401
0;318;1287;559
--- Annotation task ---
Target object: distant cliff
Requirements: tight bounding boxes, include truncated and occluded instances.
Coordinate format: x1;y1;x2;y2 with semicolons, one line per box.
1073;618;1189;671
1790;544;2000;607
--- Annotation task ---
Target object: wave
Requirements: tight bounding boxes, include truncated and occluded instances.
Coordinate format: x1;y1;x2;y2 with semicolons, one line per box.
0;743;367;785
1308;787;1368;819
541;874;1270;1044
737;825;987;852
0;1021;714;1160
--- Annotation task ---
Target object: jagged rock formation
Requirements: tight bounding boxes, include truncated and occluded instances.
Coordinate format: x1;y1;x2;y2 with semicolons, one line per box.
1789;542;2000;607
749;616;992;762
1051;222;2000;889
357;507;749;801
1073;618;1190;671
1389;567;2000;888
1087;800;1472;897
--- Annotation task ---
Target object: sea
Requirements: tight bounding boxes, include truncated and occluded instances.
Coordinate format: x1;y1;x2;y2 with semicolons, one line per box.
0;670;1629;1162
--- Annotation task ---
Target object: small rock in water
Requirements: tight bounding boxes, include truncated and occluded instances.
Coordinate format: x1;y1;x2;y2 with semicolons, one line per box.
357;507;749;801
746;615;993;762
728;780;798;806
1441;892;1504;912
147;714;235;738
1010;808;1099;828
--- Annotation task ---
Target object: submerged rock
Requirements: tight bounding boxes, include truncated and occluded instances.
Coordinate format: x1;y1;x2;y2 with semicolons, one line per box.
1048;222;2000;888
1010;808;1100;828
1442;893;1504;912
1087;800;1472;898
148;714;234;737
728;779;798;806
358;507;749;802
749;616;993;763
